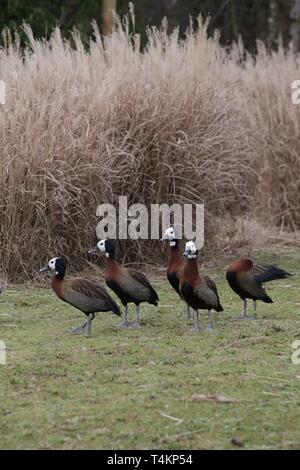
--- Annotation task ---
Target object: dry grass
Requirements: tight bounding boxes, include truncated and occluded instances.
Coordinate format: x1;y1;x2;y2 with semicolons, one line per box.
238;42;300;230
0;17;299;280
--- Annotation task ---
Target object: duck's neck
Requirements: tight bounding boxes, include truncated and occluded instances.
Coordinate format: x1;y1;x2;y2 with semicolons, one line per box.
106;248;116;260
184;257;199;279
51;266;65;300
106;254;119;275
170;239;179;250
168;240;181;265
55;267;65;281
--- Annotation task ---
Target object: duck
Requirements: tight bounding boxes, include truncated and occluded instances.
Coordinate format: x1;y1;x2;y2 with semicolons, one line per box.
160;226;193;319
88;239;159;328
226;258;292;319
39;257;120;334
179;241;223;332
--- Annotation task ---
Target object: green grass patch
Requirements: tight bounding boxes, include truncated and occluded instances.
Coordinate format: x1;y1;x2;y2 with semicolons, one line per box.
1;250;300;450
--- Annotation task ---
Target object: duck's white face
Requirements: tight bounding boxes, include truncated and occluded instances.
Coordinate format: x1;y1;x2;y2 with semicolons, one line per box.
48;257;59;270
162;227;176;241
97;239;106;253
184;241;197;258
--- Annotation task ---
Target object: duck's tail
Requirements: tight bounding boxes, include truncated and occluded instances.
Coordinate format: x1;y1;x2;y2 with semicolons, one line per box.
254;265;292;284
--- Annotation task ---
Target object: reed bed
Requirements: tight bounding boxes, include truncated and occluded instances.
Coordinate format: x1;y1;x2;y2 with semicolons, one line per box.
0;18;298;280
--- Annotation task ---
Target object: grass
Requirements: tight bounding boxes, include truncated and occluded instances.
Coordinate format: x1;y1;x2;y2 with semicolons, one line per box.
0;249;300;450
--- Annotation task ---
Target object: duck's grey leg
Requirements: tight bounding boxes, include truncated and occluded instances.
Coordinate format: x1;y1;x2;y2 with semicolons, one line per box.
206;310;213;332
240;299;255;320
237;299;247;319
253;300;257;318
85;313;96;335
191;309;200;333
68;319;88;334
232;299;253;321
187;304;193;320
113;305;129;328
128;305;141;329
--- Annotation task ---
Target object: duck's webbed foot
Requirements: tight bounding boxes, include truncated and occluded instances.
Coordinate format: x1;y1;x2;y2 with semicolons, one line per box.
113;305;130;329
231;299;251;321
191;325;200;333
128;321;140;329
68;320;88;334
244;315;256;321
206;310;213;332
190;310;200;333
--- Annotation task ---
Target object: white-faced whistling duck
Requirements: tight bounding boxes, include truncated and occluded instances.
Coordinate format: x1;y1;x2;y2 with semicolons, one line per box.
160;226;193;319
39;257;120;335
88;240;159;329
226;258;292;319
180;241;223;332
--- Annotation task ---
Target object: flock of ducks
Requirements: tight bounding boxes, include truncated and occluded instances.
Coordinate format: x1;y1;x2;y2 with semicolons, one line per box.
34;226;292;335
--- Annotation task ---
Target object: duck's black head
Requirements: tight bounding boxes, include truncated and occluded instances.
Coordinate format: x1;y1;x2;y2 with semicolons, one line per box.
104;239;115;258
40;257;68;280
88;239;116;259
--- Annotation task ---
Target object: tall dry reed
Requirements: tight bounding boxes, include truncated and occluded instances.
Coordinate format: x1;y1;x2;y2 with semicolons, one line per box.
240;42;300;230
0;17;298;280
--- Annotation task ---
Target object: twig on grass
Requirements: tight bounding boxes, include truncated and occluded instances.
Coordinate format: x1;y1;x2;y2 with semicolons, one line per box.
243;373;291;383
223;336;272;349
159;412;183;425
158;430;202;444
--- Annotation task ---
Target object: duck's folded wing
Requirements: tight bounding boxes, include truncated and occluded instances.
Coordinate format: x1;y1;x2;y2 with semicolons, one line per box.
194;277;219;308
203;275;223;307
63;278;117;313
127;269;152;289
250;263;292;284
203;276;218;296
117;269;153;300
236;271;267;298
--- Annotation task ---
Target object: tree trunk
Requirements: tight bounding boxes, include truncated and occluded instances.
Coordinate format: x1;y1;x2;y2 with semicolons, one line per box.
102;0;117;36
268;0;279;48
290;0;300;51
163;0;180;32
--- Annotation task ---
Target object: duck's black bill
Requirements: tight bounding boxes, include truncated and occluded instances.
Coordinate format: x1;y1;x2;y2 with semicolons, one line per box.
88;246;98;254
182;251;188;257
39;266;50;273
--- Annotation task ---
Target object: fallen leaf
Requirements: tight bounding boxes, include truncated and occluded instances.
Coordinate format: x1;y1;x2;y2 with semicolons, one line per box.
192;394;236;403
231;437;245;447
272;325;283;332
